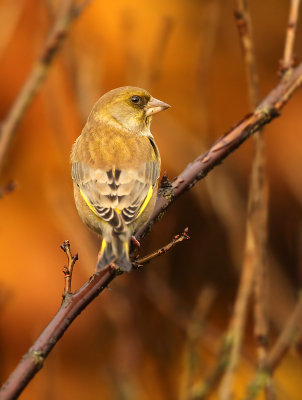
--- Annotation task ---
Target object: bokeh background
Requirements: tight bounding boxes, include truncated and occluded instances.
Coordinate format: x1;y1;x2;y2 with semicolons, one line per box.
0;0;302;399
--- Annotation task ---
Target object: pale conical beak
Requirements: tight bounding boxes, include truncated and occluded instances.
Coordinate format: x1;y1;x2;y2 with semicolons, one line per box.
145;97;171;117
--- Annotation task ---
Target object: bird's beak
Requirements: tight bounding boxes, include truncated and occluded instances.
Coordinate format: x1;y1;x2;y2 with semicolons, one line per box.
145;97;171;117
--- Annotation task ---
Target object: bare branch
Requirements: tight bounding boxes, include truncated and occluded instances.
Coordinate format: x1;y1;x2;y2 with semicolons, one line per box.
280;0;301;73
137;63;302;242
0;263;118;400
1;63;302;400
0;0;91;175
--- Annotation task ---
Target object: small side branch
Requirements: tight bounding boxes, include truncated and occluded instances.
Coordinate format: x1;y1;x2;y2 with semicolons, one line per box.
0;0;91;175
61;240;78;295
135;228;189;267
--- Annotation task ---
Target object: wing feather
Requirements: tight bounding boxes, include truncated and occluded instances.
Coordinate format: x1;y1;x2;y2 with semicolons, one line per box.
72;158;159;228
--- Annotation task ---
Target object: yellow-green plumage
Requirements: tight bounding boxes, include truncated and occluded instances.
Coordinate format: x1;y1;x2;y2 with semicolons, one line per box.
71;86;170;271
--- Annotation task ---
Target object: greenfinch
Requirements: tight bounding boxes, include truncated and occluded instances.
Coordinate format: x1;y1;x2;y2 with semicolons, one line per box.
71;86;170;271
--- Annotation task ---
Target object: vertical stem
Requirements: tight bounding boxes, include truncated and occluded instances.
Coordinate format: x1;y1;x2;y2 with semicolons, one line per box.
282;0;301;72
220;1;269;398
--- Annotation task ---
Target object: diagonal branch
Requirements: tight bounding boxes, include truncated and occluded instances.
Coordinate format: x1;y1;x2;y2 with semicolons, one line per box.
0;0;91;175
1;64;302;400
137;62;302;241
0;265;118;400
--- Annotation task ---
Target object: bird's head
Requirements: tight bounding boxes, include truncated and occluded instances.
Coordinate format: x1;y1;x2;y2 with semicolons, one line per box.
88;86;170;135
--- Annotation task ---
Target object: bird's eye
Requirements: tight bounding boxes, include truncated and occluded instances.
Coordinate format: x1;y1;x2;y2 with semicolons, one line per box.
130;95;142;105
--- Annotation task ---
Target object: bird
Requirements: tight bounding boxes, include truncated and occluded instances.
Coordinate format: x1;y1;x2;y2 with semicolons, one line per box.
71;86;170;271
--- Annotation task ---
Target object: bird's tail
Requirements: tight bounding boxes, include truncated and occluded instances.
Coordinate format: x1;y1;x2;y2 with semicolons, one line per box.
97;234;132;272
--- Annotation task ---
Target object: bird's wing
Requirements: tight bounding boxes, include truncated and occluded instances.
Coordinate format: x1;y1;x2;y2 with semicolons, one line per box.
72;158;159;228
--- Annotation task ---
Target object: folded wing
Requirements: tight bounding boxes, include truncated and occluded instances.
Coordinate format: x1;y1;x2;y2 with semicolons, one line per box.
72;159;159;231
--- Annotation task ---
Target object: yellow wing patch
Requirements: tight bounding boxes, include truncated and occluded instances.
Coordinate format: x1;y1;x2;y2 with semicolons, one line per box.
136;185;153;219
79;188;100;218
80;184;153;222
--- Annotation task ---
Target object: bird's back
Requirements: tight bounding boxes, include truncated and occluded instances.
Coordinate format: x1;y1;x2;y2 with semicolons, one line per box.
71;122;158;171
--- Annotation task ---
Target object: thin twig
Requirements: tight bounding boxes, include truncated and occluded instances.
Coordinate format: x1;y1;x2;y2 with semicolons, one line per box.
280;0;301;73
1;65;302;400
135;228;189;267
0;0;91;175
61;240;78;295
234;0;260;106
220;2;269;399
244;293;302;400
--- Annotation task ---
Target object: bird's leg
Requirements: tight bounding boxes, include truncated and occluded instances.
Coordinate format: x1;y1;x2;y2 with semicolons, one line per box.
130;235;141;260
131;236;141;248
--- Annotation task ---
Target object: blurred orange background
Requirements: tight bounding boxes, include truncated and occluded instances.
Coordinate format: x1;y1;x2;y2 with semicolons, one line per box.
0;0;302;399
